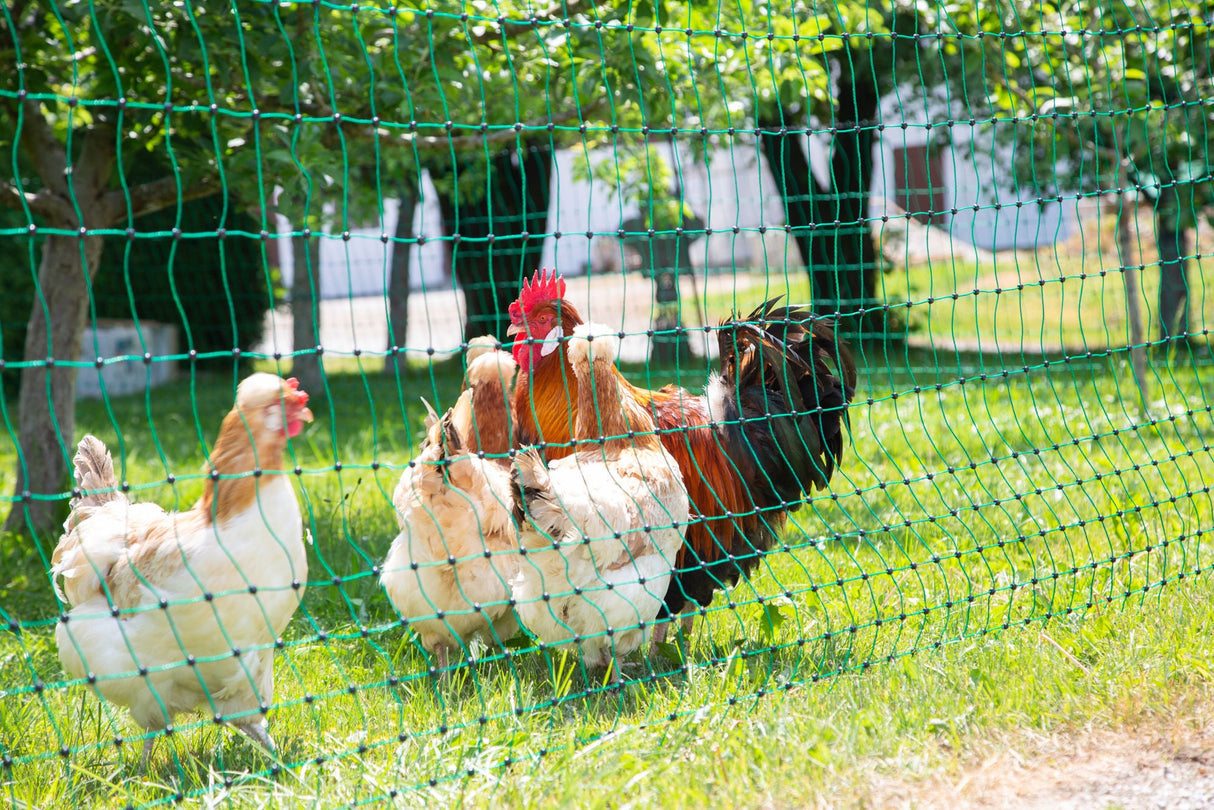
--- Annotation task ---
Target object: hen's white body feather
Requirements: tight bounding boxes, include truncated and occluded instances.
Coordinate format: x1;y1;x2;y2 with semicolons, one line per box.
512;325;689;672
514;445;687;669
55;475;307;733
381;346;521;661
382;448;520;653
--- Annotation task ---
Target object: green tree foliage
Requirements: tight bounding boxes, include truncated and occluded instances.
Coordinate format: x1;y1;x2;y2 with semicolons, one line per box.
15;0;1109;530
922;0;1213;211
754;0;1213;341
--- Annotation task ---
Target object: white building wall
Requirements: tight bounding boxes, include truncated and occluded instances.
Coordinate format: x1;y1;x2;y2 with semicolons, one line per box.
540;140;796;277
275;170;449;298
871;91;1076;252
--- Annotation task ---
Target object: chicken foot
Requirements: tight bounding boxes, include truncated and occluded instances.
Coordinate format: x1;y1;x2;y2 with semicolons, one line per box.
649;612;696;657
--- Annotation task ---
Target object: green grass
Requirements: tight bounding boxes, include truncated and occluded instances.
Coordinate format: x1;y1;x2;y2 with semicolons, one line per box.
1;329;1213;807
692;243;1212;356
881;251;1214;354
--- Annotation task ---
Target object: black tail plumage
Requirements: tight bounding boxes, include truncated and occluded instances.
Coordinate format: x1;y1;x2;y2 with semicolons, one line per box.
714;297;857;509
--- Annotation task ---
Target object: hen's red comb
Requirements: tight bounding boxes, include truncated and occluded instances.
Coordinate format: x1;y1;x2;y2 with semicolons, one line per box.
285;377;309;404
513;268;566;317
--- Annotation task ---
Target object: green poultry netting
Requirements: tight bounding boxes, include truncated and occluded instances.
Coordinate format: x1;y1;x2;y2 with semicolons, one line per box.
2;0;1213;806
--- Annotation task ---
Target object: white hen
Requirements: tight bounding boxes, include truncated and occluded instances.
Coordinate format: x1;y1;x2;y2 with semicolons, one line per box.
511;324;688;679
381;341;521;671
52;374;313;767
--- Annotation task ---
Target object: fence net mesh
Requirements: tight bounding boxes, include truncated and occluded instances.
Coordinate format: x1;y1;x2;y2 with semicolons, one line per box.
2;0;1213;805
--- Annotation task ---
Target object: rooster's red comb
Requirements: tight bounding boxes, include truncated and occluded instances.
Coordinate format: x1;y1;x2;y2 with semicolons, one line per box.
512;268;566;318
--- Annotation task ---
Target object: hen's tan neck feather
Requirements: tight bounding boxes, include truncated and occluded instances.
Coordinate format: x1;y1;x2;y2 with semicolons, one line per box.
196;408;288;525
574;358;659;453
470;375;514;456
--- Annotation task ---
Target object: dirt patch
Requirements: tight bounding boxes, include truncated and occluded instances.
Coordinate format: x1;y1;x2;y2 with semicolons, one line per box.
866;716;1214;809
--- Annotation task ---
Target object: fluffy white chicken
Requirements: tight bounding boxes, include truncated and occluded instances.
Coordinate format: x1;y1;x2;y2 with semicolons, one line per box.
52;374;314;767
511;324;689;680
381;340;521;672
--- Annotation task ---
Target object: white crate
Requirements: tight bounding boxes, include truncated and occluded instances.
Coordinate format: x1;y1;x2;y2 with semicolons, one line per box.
76;320;178;400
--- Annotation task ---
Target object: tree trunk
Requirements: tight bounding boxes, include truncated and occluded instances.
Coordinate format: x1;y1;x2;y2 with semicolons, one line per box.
757;113;835;305
386;188;416;377
1156;217;1191;345
828;67;881;339
759;66;881;342
291;231;323;391
2;108;221;536
436;144;553;343
3;234;106;536
648;236;687;366
1116;192;1148;416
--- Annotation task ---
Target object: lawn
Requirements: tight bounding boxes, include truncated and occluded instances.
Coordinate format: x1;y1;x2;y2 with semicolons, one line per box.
690;231;1212;357
0;318;1212;808
880;244;1214;355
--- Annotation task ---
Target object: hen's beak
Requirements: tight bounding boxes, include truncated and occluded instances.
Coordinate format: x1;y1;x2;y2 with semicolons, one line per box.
297;406;315;423
505;323;523;338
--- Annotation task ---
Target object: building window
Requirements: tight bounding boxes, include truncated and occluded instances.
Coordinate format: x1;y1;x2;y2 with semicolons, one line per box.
892;144;946;225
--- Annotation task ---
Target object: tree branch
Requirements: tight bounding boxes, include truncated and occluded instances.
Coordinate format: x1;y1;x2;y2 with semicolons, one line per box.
0;181;33;212
0;179;79;223
74;122;118;199
101;175;223;225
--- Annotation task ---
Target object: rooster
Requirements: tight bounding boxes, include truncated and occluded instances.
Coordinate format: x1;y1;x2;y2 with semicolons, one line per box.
511;323;688;679
507;269;856;642
381;339;521;672
52;374;314;767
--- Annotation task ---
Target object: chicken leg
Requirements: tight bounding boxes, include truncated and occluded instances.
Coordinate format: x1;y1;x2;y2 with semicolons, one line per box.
680;613;695;639
234;721;277;755
433;643;451;677
139;736;157;773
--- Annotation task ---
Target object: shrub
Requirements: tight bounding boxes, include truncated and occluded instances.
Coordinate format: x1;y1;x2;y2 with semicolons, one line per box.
92;194;277;363
0;193;278;396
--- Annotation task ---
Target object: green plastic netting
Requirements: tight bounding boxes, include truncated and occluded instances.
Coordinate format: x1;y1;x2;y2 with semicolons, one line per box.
1;0;1213;805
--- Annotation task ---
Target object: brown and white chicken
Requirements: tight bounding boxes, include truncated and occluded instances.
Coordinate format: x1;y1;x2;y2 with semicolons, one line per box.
511;323;689;680
52;374;313;767
381;339;521;672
